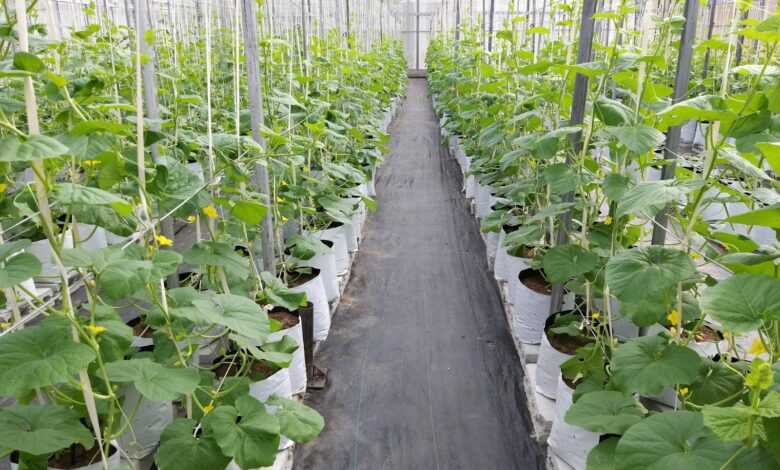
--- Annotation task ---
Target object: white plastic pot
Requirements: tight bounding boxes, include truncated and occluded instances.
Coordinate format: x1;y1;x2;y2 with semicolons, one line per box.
536;330;574;399
294;240;339;303
493;229;531;284
28;230;74;279
475;185;495;219
484;231;498;267
73;223;108;251
680;121;696;145
289;269;331;342
693;122;708;148
309;224;350;276
464;174;476;199
498;249;531;296
117;385;173;459
509;269;552;344
11;445;123;470
368;167;378;197
268;315;307;395
591;297;640;340
547;376;600;470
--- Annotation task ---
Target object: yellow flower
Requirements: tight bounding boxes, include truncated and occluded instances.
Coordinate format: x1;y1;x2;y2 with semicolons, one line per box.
591;312;601;320
202;403;215;414
303;166;310;173
155;234;173;247
748;338;768;356
186;215;197;224
86;324;107;336
281;216;289;222
275;196;284;203
690;251;701;260
0;183;6;193
202;204;218;219
667;309;681;327
604;216;613;225
0;322;11;329
82;160;101;167
679;387;689;397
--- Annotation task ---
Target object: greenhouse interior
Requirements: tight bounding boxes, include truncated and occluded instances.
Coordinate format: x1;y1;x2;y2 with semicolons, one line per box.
0;0;779;468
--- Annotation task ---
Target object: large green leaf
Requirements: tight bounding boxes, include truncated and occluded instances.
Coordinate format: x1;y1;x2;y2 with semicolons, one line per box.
688;358;746;406
192;294;270;342
12;52;45;73
614;411;732;470
267;395;325;443
0;135;69;162
725;206;780;229
601;125;664;155
230;200;268;226
105;358;200;401
726;110;772;138
259;272;308;311
184;242;251;279
565;391;645;434
702;404;758;442
155;419;230;470
605;247;698;324
542;244;600;283
52;183;132;216
205;395;280;469
0;321;96;396
0;240;41;289
611;335;702;395
0;405;93;456
657;95;734;130
616;180;703;218
595;97;634;125
587;437;619;470
700;274;780;332
755;142;780;174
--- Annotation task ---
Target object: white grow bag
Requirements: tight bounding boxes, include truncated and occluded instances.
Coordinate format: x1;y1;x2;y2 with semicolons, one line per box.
310;224;350;276
509;270;552;344
547;376;599;470
294;242;340;303
268;321;307;395
29;230;74;278
289;270;331;342
493;230;531;284
536;332;573;399
118;385;173;459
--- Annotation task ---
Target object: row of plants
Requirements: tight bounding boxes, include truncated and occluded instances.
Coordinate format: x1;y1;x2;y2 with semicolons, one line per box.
0;1;406;469
428;2;779;469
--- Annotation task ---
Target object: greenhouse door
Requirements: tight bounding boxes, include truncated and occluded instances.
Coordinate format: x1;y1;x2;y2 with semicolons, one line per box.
400;0;433;75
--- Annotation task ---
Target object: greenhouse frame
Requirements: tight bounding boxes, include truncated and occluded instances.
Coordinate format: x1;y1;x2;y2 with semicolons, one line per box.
0;0;779;469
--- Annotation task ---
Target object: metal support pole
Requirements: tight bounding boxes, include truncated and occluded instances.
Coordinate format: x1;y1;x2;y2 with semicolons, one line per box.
455;0;461;41
488;0;495;52
651;0;699;245
302;0;309;63
702;0;717;79
735;7;749;66
346;0;351;38
549;0;597;314
242;0;276;273
416;0;421;69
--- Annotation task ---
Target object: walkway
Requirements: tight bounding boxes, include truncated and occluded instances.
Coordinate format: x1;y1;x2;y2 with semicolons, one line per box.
294;79;543;470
